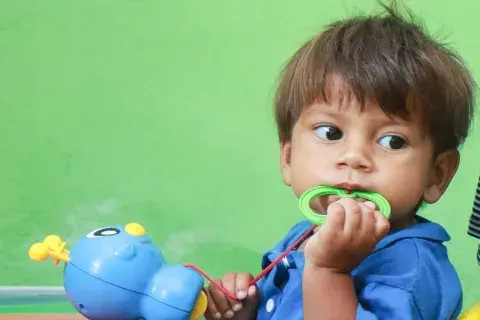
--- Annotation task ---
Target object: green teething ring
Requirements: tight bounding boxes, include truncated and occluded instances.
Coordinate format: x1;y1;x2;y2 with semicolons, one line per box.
299;186;391;225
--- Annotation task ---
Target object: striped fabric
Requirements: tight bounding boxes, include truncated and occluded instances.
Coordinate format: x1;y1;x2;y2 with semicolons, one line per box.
467;175;480;265
468;176;480;239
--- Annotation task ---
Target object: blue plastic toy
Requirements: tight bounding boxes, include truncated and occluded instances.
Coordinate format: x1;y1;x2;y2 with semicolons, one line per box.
28;223;207;320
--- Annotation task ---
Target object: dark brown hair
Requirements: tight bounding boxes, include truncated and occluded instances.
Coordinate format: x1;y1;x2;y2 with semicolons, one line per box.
274;2;476;153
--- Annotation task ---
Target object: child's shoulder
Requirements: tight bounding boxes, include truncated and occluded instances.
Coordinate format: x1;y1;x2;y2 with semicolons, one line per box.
356;215;458;281
354;216;462;318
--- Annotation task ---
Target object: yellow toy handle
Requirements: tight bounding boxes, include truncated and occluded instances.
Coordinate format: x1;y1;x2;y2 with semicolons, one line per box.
28;235;70;265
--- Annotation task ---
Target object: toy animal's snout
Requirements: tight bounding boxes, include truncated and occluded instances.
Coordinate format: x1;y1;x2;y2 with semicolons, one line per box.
112;223;149;261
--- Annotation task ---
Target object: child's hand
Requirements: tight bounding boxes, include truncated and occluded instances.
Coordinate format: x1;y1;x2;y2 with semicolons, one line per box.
304;198;390;273
204;272;259;320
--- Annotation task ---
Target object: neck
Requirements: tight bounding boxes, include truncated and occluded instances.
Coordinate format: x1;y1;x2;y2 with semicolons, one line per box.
389;215;417;231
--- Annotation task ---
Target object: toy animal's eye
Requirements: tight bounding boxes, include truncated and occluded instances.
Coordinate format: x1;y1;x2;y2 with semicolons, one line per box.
87;227;121;238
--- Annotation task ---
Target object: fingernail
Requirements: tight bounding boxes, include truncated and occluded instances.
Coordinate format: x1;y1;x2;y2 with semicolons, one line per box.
247;285;256;296
214;312;222;319
233;303;243;311
224;310;234;318
236;290;246;299
365;201;376;209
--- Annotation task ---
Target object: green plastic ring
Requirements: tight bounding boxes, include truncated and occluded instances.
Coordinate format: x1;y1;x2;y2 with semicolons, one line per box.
299;186;391;225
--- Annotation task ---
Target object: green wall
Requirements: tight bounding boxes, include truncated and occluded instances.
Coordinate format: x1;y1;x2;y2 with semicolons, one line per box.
1;0;479;312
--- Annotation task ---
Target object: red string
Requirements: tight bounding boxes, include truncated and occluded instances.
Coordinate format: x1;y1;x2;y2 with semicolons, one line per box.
184;225;316;301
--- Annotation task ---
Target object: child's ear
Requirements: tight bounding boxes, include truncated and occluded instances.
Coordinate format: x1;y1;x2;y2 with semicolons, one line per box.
423;149;460;204
280;140;292;186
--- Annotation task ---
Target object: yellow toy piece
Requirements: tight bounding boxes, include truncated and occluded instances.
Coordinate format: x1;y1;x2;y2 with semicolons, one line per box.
125;222;146;237
28;235;70;265
459;303;480;319
189;290;208;320
28;243;51;261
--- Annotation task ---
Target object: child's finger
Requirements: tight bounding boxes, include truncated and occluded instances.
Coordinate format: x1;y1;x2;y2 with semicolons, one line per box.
233;273;252;311
242;285;261;314
341;199;362;238
207;276;235;317
360;208;376;240
235;273;252;299
363;201;377;210
221;273;242;316
325;201;346;233
373;210;390;240
246;285;260;304
204;288;222;320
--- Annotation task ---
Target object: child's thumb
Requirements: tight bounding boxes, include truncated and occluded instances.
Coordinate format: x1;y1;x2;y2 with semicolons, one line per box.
244;285;260;305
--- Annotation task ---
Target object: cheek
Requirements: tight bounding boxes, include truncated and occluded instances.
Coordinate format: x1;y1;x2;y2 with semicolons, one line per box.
378;161;430;213
289;164;313;198
289;145;331;197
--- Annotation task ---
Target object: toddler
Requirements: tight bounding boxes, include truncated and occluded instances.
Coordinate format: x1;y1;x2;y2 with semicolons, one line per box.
204;3;476;319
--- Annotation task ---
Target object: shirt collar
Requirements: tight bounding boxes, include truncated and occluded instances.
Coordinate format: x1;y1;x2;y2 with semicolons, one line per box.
374;215;451;251
262;216;450;270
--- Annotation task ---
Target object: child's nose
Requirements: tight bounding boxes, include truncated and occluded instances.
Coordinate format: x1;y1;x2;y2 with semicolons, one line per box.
336;146;373;173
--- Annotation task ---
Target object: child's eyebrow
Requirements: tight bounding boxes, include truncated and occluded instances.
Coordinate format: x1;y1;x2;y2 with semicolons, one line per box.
305;105;408;126
368;114;410;127
303;105;344;118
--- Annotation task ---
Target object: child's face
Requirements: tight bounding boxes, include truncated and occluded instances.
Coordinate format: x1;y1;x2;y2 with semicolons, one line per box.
280;83;458;228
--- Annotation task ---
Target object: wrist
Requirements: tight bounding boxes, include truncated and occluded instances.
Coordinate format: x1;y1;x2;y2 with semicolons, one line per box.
303;261;357;320
304;259;354;275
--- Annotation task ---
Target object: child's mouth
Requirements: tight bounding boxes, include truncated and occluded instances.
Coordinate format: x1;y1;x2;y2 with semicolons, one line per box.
315;195;374;214
308;184;377;215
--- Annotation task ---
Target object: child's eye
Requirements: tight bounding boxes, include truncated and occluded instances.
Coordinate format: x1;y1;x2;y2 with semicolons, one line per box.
314;125;343;141
378;135;407;150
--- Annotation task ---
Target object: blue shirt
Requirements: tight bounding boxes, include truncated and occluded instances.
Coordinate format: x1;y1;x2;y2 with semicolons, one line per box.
256;216;462;319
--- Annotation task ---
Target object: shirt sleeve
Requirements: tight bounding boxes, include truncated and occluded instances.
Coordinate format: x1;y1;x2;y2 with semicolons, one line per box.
356;282;422;320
